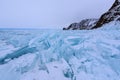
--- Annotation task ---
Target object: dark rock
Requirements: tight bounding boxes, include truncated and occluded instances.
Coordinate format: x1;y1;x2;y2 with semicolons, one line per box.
92;0;120;29
63;0;120;30
63;19;98;30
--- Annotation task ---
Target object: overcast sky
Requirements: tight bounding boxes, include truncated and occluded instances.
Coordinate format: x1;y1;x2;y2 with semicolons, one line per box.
0;0;114;29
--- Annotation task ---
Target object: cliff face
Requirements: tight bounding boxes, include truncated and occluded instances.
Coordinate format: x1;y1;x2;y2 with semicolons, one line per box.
63;0;120;30
63;19;98;30
92;0;120;29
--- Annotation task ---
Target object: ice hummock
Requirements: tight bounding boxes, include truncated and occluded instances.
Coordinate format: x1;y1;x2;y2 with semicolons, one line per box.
0;27;120;80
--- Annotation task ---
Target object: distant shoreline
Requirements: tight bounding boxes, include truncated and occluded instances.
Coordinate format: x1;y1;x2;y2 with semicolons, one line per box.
0;28;60;30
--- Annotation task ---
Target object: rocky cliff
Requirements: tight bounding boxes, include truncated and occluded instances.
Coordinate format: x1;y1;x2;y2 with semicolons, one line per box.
63;19;98;30
92;0;120;29
63;0;120;30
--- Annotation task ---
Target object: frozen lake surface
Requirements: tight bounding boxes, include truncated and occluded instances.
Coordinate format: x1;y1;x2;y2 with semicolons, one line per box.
0;29;120;80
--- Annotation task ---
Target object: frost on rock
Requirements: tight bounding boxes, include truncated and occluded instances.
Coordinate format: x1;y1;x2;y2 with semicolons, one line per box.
0;29;120;80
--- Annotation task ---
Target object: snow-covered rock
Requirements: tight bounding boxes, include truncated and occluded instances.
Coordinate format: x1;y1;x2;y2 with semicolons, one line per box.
99;21;120;30
63;19;98;30
64;0;120;30
92;0;120;29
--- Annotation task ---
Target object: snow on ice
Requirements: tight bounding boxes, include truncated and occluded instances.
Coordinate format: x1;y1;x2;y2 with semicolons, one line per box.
0;25;120;80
